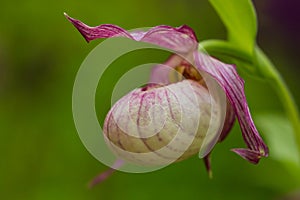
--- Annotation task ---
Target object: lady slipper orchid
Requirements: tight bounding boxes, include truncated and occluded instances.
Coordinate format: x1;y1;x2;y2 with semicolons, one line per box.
65;13;268;183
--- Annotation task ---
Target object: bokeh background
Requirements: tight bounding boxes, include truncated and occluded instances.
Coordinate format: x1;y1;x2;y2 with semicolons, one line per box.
1;0;300;199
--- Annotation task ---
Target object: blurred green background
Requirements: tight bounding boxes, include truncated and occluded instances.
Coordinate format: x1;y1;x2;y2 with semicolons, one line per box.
1;0;300;199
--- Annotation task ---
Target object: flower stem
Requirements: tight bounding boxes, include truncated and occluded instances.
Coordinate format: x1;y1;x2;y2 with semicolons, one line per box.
273;76;300;156
255;49;300;157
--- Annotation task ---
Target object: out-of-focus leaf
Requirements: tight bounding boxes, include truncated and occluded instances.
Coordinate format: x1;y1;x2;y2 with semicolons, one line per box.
209;0;257;55
255;114;300;168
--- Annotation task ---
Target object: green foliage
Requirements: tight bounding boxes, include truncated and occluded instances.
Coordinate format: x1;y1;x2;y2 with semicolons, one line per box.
209;0;257;55
255;114;300;171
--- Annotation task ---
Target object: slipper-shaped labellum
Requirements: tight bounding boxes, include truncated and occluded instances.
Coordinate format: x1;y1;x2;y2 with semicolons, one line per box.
65;14;269;181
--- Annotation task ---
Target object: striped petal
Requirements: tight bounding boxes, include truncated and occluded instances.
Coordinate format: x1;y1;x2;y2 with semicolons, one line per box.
64;13;198;53
194;52;268;163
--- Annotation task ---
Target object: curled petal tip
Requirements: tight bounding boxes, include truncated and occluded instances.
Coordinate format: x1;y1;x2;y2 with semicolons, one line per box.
88;168;115;188
64;12;76;25
203;154;213;178
64;14;92;43
88;159;124;188
231;148;268;164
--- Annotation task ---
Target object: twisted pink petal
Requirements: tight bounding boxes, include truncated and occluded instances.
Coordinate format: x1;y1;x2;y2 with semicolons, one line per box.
194;52;268;163
88;159;124;188
64;13;197;53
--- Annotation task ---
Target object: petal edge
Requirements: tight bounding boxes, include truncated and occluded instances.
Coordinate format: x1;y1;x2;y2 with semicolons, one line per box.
64;14;198;52
194;52;269;162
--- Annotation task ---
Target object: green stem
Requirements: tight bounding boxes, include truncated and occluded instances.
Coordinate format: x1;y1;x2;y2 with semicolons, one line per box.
200;40;252;63
256;49;300;156
200;40;260;76
200;40;300;158
274;76;300;156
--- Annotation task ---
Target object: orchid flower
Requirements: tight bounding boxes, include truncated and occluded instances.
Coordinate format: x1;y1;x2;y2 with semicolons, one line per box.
65;13;268;185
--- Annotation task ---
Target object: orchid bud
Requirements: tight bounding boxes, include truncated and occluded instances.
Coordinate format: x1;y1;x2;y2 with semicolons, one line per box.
104;78;218;165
